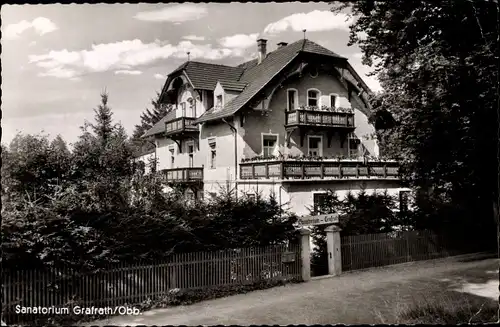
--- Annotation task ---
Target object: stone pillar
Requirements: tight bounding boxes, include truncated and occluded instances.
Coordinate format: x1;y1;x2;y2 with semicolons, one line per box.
299;228;311;281
325;225;342;276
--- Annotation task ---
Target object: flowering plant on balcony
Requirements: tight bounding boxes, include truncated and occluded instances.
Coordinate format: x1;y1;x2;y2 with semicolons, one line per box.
241;154;397;163
296;105;354;114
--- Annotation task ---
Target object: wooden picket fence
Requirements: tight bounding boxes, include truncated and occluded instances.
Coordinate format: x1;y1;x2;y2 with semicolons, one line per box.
2;243;301;325
341;229;488;272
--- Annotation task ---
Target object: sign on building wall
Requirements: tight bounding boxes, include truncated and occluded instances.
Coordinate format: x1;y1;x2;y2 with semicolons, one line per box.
298;213;339;226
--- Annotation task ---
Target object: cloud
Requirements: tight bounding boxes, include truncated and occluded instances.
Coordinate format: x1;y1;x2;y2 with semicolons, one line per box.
154;73;165;79
3;17;58;40
29;39;249;79
352;52;363;60
182;35;205;41
263;10;353;35
219;33;259;49
134;4;207;23
115;70;143;75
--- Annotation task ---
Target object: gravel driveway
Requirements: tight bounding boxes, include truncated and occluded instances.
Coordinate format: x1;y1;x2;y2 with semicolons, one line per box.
92;253;498;325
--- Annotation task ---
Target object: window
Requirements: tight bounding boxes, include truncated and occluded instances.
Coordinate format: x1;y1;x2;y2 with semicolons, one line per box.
187;142;194;167
330;94;338;108
247;194;256;201
216;94;223;108
209;139;216;169
313;193;327;215
180;102;186;115
308;136;322;156
287;89;298;111
262;134;278;157
348;133;360;154
307;89;319;107
187;98;195;117
169;146;175;168
399;191;410;213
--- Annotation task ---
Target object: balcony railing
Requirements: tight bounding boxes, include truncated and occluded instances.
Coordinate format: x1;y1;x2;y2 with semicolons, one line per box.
285;109;354;128
165;117;198;137
158;167;204;183
239;160;399;180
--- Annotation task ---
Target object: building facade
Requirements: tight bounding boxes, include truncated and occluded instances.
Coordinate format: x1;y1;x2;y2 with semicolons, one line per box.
141;38;410;216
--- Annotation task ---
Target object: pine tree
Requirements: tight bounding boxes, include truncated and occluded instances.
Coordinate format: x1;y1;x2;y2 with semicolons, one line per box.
131;91;172;154
91;91;115;146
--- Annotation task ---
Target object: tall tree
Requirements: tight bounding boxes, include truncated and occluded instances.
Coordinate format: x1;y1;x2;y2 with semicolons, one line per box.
91;91;115;146
131;91;172;154
332;0;499;242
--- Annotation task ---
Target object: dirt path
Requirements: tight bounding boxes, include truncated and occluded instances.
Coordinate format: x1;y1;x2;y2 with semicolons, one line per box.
92;254;499;325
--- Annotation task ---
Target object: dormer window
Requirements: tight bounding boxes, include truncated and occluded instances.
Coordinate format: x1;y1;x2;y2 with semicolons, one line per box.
307;89;320;107
216;94;223;108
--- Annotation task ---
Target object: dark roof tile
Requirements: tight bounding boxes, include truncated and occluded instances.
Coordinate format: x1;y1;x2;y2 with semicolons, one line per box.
142;110;176;138
184;61;244;90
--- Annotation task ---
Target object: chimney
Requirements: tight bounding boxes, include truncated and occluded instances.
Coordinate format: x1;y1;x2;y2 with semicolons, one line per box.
257;38;267;64
277;42;288;48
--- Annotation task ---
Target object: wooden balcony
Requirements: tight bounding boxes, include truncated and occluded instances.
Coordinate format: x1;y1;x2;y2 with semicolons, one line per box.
239;160;399;181
165;117;198;138
158;167;204;184
285;109;355;129
285;108;355;146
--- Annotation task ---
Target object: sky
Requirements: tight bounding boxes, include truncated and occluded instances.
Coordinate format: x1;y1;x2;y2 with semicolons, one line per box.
1;2;381;147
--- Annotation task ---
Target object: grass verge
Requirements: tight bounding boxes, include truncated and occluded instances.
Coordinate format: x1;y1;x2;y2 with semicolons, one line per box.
374;292;498;324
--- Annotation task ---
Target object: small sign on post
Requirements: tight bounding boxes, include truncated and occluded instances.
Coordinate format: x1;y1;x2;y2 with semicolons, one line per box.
298;213;339;226
281;251;296;263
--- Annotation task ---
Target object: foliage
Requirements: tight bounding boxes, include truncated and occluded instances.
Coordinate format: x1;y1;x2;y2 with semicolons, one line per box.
2;98;299;271
309;189;407;276
130;91;172;155
331;0;499;241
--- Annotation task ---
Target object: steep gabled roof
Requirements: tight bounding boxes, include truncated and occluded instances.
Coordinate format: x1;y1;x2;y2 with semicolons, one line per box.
142;110;176;138
146;39;372;137
194;39;347;124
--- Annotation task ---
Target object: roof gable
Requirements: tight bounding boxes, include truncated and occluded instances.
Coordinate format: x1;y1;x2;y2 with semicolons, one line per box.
195;39;348;124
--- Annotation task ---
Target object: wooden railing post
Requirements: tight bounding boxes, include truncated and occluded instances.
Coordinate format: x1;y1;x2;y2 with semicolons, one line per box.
383;165;387;178
356;164;359;178
265;163;269;179
252;164;255;179
301;163;305;179
280;162;284;179
320;163;324;179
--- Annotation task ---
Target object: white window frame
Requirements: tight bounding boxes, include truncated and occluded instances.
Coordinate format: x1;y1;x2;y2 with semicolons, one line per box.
186;140;195;167
307;135;323;157
329;93;339;108
187;97;195;117
216;94;223;108
286;88;299;111
261;133;279;157
208;138;216;169
313;192;328;215
348;132;361;157
306;88;321;107
168;145;175;168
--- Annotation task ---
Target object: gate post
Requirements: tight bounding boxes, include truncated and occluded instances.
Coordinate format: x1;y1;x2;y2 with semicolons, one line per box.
299;228;311;281
325;225;342;276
